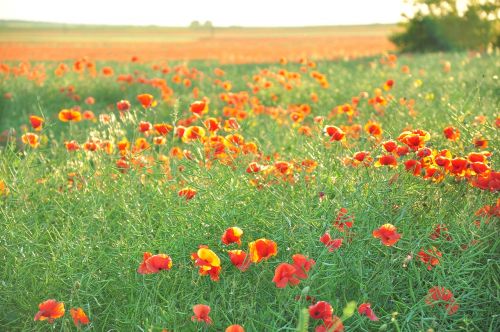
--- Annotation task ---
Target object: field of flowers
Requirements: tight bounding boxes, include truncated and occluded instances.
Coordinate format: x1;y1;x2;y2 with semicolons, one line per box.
0;52;498;331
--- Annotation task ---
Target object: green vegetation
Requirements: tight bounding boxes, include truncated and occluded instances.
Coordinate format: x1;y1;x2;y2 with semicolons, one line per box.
0;52;499;331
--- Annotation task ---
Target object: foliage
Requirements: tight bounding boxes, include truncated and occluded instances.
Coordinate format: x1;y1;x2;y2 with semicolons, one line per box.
391;0;500;52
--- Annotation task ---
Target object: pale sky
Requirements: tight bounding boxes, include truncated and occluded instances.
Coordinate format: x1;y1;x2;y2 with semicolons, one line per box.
0;0;413;27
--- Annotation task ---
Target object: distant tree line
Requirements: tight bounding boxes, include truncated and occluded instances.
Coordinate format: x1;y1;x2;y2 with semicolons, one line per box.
391;0;500;52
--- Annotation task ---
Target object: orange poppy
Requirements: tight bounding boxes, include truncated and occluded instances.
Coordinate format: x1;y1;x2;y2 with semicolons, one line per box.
21;133;40;148
34;299;65;323
248;238;277;263
246;162;262;173
191;304;212;324
29;115;44;131
373;224;401;246
137;252;173;274
137;94;155;108
221;227;243;245
59;109;82;122
153;123;174;136
226;325;245;332
70;307;89;327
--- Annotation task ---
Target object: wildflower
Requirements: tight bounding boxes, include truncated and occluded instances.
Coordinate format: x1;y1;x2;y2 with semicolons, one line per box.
178;187;197;200
190;100;208;115
358;303;379;321
324;125;345;142
59;109;82;122
272;263;300;288
291;254;315;279
21;133;40;148
70;307;89;327
191;246;221;281
248;238;278;263
425;286;459;315
373;224;401;246
29;115;44;131
320;233;343;252
309;301;333;320
418;247;442;270
226;325;245;332
191;304;212;324
221;227;243;245
34;299;65;323
116;100;131;112
137;94;155;108
228;250;251;271
137;252;173;274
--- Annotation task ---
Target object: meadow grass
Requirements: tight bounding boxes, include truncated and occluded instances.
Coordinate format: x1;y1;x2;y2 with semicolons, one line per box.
0;52;499;331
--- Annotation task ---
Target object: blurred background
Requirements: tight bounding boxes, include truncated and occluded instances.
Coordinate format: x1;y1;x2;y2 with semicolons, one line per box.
0;0;498;63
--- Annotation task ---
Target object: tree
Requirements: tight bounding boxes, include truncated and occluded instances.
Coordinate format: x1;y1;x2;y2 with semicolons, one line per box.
391;0;500;52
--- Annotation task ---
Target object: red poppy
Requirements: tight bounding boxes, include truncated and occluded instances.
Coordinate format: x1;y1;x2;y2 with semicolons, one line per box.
248;238;278;263
470;171;500;192
430;224;452;241
398;129;430;150
374;155;397;168
228;250;251;271
34;299;65;323
404;159;422;176
178;187;197;200
246;162;262;173
204;118;220;132
192;304;212;324
29;115;44;131
358;303;378;321
116;100;131;112
324;125;345;142
272;263;300;288
138;121;152;133
222;227;243;245
315;316;344;332
373;224;401;246
190;100;208;115
425;286;459;315
443;126;460;141
137;252;173;274
309;301;333;320
333;208;354;232
291;254;315;279
70;307;89;327
154;123;174;136
382;140;398;153
320;233;343;252
364;120;383;137
418;247;442;270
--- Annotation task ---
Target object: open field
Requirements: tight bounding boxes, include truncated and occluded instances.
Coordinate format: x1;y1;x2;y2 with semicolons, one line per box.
0;21;396;63
0;49;499;331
